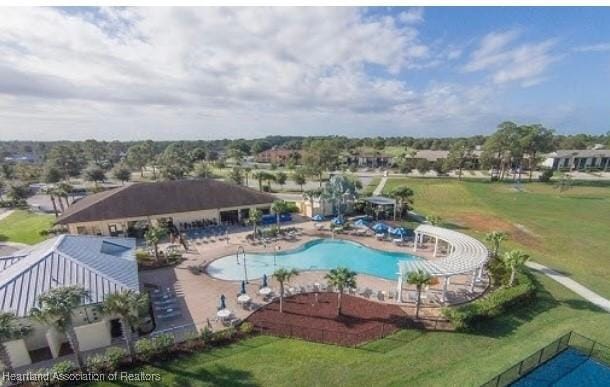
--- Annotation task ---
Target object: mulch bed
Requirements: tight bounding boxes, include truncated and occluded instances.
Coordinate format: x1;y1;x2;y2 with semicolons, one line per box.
246;292;412;346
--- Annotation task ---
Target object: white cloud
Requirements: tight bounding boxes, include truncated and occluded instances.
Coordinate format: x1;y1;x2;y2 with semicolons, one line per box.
573;43;610;52
464;29;557;87
0;7;568;140
398;7;424;24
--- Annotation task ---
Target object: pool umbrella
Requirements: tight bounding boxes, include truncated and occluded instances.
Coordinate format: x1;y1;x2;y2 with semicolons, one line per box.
331;216;345;225
354;219;368;228
240;280;246;295
372;223;388;233
219;294;226;310
262;274;268;288
312;214;324;221
391;227;409;237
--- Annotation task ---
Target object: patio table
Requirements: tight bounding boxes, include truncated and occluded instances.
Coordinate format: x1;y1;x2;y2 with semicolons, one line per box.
217;309;232;319
237;294;251;304
259;287;272;296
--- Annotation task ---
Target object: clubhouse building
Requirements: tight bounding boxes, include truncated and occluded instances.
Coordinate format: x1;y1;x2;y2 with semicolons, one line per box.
56;179;276;237
0;235;139;367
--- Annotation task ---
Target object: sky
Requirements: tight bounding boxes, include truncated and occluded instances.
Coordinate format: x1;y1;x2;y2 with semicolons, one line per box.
0;6;609;141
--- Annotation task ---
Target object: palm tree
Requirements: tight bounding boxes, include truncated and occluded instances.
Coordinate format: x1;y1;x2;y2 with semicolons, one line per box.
485;231;508;258
30;286;89;369
101;290;149;362
272;268;299;313
252;171;264;191
44;187;60;217
389;185;414;219
502;250;530;286
271;200;288;229
56;182;74;208
324;267;357;316
248;208;263;238
0;312;31;373
406;270;432;319
144;225;167;263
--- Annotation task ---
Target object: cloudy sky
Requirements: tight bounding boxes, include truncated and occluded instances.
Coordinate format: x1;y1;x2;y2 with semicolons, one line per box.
0;6;609;140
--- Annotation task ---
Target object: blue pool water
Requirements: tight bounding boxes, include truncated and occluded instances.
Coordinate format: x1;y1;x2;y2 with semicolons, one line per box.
205;239;420;281
512;348;610;386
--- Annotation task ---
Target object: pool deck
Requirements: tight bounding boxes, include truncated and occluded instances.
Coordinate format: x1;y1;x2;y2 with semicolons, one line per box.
141;221;490;334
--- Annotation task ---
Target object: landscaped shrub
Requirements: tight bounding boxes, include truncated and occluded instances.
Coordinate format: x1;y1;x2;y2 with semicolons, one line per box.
32;360;76;386
50;360;75;376
239;322;254;335
539;169;554;182
134;337;156;360
442;271;536;330
200;326;214;342
134;333;174;361
212;327;237;344
87;347;126;373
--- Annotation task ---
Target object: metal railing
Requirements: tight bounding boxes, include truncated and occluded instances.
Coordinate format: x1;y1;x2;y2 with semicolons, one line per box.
481;331;610;387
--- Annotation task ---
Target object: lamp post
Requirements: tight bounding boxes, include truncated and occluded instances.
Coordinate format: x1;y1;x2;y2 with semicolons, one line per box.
273;244;281;266
236;246;248;283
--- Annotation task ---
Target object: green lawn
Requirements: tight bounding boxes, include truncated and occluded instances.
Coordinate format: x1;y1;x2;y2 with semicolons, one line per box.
0;209;54;244
383;178;610;298
90;274;610;387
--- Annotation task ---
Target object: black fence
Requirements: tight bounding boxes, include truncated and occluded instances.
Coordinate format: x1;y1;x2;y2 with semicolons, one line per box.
251;317;452;347
481;331;610;387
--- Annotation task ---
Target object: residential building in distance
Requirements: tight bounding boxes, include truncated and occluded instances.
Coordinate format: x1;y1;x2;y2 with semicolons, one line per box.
542;149;610;171
255;147;302;165
345;153;394;168
0;235;139;368
55;179;276;236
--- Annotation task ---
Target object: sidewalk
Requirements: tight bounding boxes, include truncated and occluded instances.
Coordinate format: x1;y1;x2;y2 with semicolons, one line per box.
526;261;610;312
372;176;388;196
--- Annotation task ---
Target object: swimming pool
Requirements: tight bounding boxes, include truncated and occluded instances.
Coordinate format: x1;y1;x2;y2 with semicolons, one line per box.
205;239;420;281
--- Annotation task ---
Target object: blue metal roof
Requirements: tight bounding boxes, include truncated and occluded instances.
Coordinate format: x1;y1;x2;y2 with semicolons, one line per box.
0;235;138;317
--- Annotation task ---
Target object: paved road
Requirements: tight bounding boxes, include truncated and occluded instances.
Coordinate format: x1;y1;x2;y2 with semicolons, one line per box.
526;261;610;312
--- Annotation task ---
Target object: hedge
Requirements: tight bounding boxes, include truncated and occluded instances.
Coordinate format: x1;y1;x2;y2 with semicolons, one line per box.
442;271;537;330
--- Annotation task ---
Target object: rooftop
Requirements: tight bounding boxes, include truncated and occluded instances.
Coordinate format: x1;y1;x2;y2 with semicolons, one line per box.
56;179;276;225
0;235;138;316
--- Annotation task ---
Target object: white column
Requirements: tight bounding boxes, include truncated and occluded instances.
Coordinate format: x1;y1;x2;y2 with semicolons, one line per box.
470;270;477;293
433;237;439;257
397;273;403;303
441;276;449;304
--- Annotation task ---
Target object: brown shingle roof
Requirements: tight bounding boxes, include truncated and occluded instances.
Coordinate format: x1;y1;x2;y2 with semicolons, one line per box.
56;179;275;224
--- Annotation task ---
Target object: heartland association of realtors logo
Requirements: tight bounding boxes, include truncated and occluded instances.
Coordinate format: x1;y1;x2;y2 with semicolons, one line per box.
2;371;162;383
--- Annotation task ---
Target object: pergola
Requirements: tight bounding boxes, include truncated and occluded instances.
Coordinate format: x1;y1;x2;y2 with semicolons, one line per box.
396;224;489;304
363;196;397;220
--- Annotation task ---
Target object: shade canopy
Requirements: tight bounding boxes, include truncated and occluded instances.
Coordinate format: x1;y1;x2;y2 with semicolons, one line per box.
240;280;246;295
312;214;324;221
364;196;396;206
219;294;227;309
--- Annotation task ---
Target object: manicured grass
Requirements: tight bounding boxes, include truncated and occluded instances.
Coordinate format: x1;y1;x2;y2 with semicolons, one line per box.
89;274;610;387
0;209;54;244
361;177;381;196
383;178;610;298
